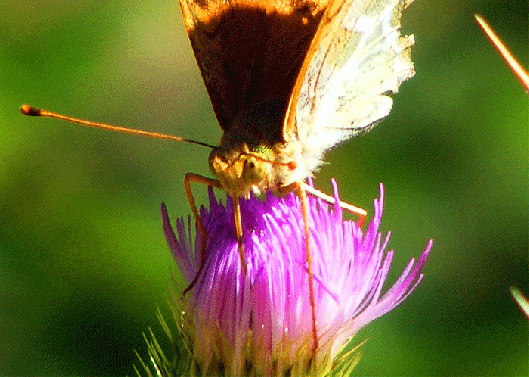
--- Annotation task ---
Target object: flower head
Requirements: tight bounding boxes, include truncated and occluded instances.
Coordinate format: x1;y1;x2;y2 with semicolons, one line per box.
161;180;431;376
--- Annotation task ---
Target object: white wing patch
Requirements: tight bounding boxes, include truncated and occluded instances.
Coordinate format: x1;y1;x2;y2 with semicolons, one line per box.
295;0;415;172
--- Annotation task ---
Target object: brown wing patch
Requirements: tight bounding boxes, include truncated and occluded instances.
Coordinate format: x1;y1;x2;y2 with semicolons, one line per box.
178;0;329;138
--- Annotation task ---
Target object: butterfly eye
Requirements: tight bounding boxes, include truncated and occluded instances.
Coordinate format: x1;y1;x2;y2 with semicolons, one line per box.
243;156;267;185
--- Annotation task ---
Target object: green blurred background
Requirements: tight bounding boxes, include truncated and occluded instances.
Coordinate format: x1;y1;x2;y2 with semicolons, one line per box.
1;0;527;375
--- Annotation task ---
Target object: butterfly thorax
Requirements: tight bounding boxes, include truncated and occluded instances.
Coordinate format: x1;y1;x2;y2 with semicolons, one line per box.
208;97;311;198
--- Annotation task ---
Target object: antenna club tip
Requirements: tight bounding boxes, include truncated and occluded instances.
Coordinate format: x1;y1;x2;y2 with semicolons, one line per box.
20;104;41;116
20;104;37;115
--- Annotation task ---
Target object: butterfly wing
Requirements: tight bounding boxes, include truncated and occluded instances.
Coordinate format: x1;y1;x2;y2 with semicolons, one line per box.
284;0;415;169
178;0;328;138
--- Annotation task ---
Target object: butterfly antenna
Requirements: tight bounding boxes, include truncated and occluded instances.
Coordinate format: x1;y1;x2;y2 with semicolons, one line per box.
20;104;216;149
474;15;529;92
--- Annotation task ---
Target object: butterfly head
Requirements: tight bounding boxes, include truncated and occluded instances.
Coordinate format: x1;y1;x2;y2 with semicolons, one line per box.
209;143;277;198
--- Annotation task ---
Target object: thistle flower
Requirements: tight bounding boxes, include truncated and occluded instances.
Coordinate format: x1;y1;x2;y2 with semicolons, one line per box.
160;180;431;377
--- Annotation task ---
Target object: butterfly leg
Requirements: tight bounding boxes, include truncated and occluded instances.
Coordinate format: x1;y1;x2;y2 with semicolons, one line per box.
302;182;367;227
232;196;247;275
296;183;319;352
279;182;319;352
280;180;368;353
183;172;223;295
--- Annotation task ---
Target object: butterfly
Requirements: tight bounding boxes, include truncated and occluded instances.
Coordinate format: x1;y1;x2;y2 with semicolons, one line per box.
21;0;415;352
177;0;415;349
